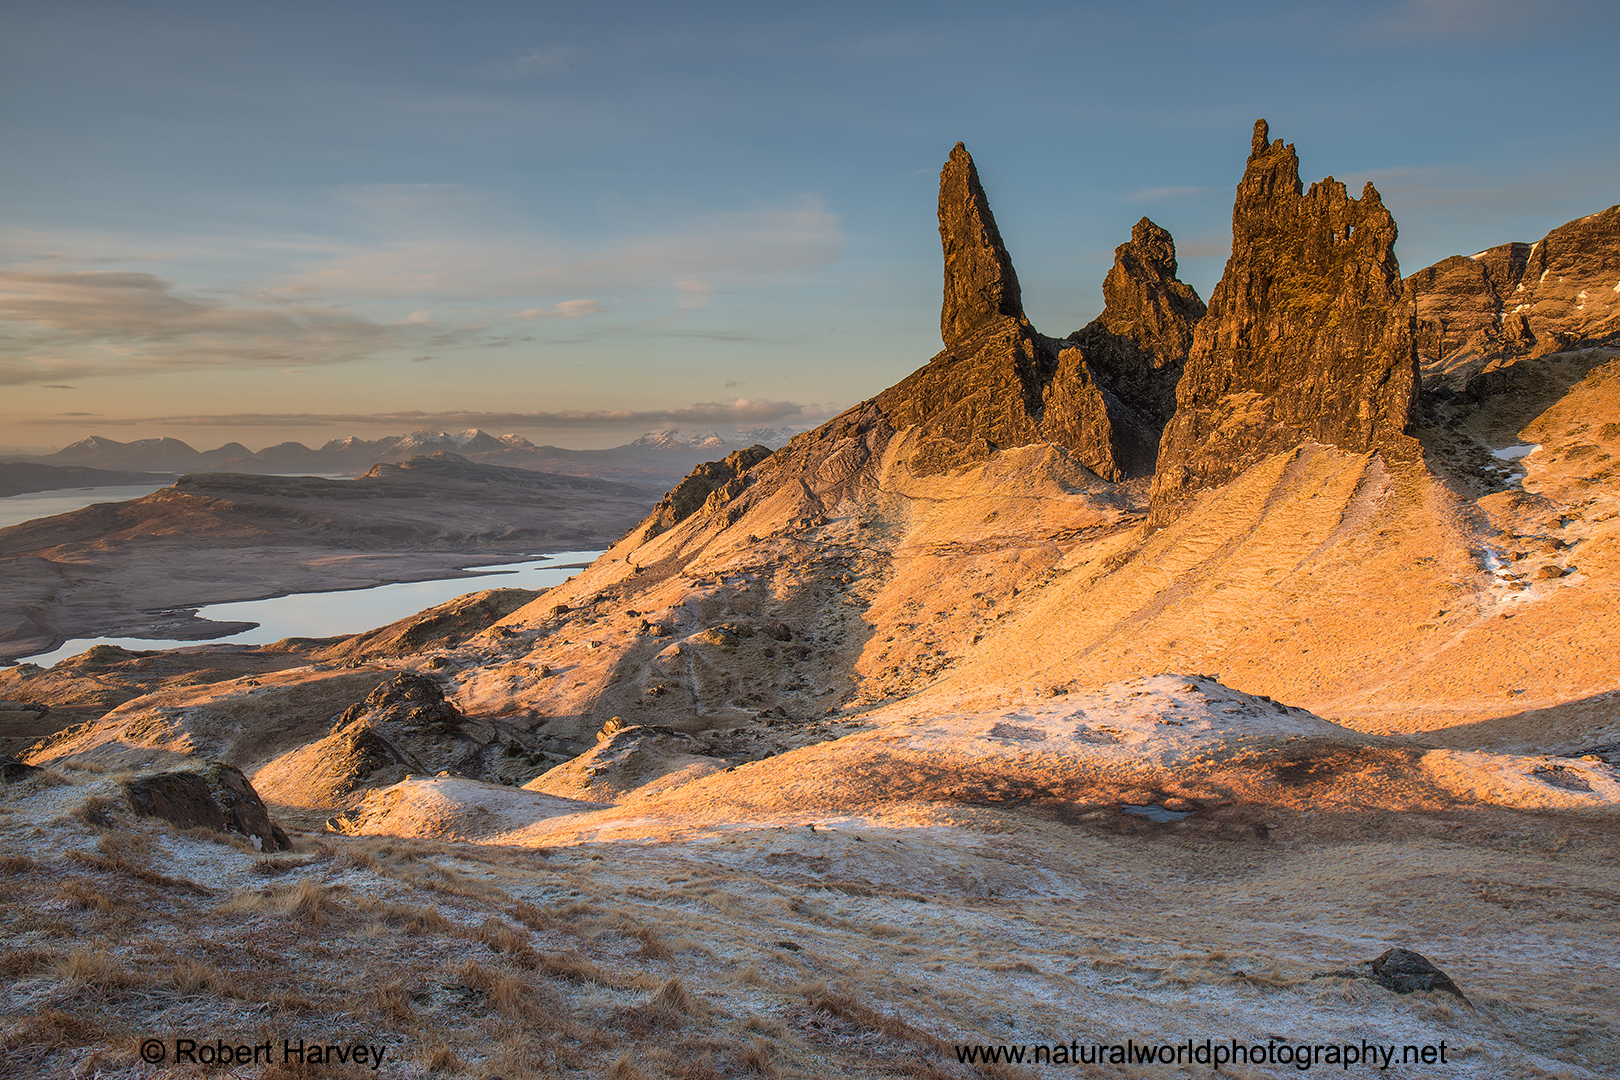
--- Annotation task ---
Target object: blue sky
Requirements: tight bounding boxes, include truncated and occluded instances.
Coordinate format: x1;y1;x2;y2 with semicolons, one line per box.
3;0;1618;451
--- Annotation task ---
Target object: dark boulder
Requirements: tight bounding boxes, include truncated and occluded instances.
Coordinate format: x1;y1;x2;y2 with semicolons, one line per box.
1366;948;1468;1002
125;762;291;851
1;754;44;784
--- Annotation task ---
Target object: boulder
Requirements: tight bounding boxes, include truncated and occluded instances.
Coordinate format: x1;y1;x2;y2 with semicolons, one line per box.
1;753;43;784
1151;119;1418;523
124;762;291;851
1366;948;1468;1002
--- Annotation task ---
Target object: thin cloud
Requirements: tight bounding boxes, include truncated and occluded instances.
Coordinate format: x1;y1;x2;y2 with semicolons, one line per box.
291;197;844;300
510;299;604;319
0;268;405;386
475;45;579;80
1357;0;1592;43
9;399;824;429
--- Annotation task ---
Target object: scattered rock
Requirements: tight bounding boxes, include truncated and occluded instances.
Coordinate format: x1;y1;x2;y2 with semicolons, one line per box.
125;762;291;851
1316;947;1468;1004
1367;948;1468;1002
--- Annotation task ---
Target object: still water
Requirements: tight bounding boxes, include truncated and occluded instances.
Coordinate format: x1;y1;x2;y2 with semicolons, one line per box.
19;550;604;668
0;482;176;529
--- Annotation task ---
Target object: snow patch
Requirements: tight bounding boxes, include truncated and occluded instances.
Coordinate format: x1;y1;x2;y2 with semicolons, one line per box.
1491;444;1539;461
1422;749;1620;811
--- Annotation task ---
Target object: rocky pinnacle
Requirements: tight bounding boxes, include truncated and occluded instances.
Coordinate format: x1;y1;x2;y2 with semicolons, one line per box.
1068;217;1207;433
1149;119;1418;523
939;143;1025;346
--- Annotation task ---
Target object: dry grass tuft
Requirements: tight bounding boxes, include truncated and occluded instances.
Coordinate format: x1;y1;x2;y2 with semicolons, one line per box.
222;879;347;925
476;916;529;954
170;958;223;994
0;853;39;873
70;794;118;829
57;948;131;988
606;1054;652;1080
357;897;454;934
738;1038;779;1077
489;973;555;1025
422;1043;463;1073
57;879;114;911
653;976;697;1017
0;948;60;977
2;1008;103;1051
332;846;381;871
371;981;417;1023
453;958;497;990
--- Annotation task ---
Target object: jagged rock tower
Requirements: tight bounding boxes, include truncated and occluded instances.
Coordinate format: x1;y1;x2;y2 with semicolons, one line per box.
1150;120;1418;523
1068;217;1207;433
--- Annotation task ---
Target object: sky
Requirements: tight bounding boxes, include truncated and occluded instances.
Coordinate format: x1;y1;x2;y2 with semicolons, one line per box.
3;0;1619;453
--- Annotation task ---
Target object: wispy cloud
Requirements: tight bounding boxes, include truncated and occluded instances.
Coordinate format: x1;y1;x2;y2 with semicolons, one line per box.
290;196;843;300
10;398;825;429
0;268;411;386
474;45;579;80
510;299;604;319
1357;0;1593;42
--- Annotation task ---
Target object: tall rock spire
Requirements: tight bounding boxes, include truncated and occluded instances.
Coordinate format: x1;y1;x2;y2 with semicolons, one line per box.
1149;119;1418;523
1068;217;1206;433
938;143;1025;346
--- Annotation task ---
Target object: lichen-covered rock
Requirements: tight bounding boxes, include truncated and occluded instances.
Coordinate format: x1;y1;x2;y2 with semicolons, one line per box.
125;762;291;851
938;142;1025;347
1410;205;1620;390
1067;216;1207;432
1151;120;1418;523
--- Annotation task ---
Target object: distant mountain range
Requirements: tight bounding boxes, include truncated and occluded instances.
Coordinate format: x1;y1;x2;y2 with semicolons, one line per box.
2;427;803;488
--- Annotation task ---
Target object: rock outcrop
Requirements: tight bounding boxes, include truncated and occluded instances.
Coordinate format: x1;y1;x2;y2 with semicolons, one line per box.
1067;217;1207;432
251;673;517;809
1410;205;1620;390
1151;120;1418;523
636;445;774;543
124;762;291;851
939;143;1025;346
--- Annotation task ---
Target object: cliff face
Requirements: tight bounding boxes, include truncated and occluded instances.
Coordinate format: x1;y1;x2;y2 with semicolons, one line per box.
1410;205;1620;390
1150;120;1418;523
1067;217;1207;432
938;142;1025;346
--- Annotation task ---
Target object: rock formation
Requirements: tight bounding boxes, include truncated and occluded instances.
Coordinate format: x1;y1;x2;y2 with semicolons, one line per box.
1409;205;1620;390
1067;216;1207;432
1151;120;1418;523
124;762;291;851
938;142;1025;346
637;445;774;542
